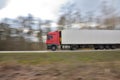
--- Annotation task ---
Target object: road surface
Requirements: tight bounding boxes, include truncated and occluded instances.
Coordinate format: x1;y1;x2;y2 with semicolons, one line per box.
0;49;120;53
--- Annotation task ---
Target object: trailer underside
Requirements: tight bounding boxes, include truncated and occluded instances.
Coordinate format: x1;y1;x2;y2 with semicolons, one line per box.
47;44;120;51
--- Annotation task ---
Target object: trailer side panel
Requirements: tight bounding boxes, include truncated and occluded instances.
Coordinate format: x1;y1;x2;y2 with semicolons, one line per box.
61;30;120;45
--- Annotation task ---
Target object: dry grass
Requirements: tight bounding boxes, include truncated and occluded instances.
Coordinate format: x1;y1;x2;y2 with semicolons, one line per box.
0;51;120;80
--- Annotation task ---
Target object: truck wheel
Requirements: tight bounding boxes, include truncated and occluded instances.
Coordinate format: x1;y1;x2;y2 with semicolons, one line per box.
51;45;57;51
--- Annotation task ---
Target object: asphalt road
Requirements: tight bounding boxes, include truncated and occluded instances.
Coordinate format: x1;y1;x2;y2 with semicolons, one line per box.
0;49;120;53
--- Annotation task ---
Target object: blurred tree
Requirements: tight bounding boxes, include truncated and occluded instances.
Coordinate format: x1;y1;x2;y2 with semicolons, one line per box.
37;19;42;39
44;20;52;33
58;1;82;29
100;0;118;29
58;15;66;26
17;14;34;29
85;11;94;22
17;14;38;50
37;19;45;50
57;15;66;30
0;14;49;50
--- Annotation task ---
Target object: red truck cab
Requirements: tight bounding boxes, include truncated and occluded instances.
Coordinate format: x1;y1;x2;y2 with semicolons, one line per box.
46;31;60;51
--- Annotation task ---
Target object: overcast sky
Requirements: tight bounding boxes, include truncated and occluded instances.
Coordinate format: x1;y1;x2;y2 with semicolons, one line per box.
0;0;120;21
74;0;120;15
0;0;68;20
0;0;9;9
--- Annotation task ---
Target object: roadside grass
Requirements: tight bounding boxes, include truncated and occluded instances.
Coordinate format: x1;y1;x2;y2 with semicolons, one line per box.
0;51;120;80
0;51;120;65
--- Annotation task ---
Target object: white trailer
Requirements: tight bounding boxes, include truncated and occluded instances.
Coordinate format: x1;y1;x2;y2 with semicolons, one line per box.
61;30;120;44
61;29;120;50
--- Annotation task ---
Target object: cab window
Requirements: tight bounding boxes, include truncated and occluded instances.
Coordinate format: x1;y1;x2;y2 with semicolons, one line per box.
47;35;53;40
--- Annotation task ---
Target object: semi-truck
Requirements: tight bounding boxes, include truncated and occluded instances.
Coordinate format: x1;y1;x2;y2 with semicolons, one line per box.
46;29;120;51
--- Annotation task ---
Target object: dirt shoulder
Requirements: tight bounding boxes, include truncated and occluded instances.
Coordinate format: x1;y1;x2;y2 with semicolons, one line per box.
0;61;120;80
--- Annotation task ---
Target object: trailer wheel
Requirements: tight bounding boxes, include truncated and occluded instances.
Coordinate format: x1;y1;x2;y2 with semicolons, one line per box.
70;45;74;50
94;45;98;50
110;45;116;49
51;45;57;51
70;45;78;50
104;45;110;49
99;45;104;50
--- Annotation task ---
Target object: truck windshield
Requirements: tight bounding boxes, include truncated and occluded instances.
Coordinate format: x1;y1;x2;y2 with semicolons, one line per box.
47;35;53;40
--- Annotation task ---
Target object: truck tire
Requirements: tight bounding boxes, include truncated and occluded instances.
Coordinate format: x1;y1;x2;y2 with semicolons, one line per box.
51;45;57;51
